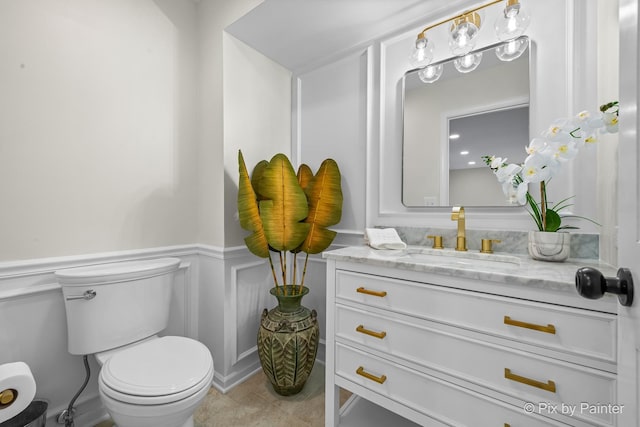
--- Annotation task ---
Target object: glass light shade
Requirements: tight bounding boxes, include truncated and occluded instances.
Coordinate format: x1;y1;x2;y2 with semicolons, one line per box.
495;37;528;61
495;0;531;41
453;52;483;73
410;36;434;68
418;64;444;83
449;12;481;56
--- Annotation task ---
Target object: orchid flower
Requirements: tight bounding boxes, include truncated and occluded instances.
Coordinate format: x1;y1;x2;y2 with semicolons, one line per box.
522;153;551;183
482;100;619;232
495;163;522;183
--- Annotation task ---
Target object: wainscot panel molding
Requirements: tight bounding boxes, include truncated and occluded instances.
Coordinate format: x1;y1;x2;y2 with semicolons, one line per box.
0;242;338;424
358;0;601;232
292;46;369;235
207;244;332;391
196;244;270;393
0;245;199;427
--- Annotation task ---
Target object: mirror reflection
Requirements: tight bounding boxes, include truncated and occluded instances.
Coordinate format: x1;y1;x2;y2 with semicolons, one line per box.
402;38;530;207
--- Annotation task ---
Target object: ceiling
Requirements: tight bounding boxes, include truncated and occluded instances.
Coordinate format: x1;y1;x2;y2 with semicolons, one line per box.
449;106;529;170
225;0;479;71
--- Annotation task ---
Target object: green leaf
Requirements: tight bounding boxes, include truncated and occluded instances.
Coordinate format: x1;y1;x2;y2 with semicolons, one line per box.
258;154;310;252
526;193;544;231
237;151;270;258
544;209;562;232
296;159;343;255
251;160;269;200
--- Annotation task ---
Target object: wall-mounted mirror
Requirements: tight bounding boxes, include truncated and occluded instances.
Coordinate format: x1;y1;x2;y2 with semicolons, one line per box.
402;38;530;207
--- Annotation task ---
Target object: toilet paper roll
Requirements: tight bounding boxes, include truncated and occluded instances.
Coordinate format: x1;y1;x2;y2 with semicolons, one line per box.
0;362;36;423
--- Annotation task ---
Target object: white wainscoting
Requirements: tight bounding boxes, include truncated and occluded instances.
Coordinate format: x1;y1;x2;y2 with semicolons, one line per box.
0;245;199;426
201;245;331;393
0;243;336;425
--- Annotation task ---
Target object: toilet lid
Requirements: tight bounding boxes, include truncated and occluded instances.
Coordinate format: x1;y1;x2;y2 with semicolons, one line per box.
100;336;212;404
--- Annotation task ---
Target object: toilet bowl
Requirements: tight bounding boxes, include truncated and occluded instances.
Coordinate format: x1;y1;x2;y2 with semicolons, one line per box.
97;336;213;427
55;258;213;427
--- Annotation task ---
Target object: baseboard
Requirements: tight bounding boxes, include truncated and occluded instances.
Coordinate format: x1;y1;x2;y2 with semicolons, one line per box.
212;363;263;394
46;394;107;427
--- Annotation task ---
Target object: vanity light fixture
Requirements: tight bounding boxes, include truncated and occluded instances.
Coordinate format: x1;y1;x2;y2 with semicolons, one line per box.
418;63;444;83
410;0;531;81
495;36;529;61
410;32;435;68
449;11;483;56
495;0;531;42
454;51;483;73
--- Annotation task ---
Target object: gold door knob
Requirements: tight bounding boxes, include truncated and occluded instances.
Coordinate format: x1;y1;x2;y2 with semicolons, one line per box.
480;239;501;254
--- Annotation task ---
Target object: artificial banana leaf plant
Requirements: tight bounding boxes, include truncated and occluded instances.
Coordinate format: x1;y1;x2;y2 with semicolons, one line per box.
237;150;343;295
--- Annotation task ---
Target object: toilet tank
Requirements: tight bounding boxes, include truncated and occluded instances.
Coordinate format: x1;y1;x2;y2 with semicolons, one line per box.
56;257;181;355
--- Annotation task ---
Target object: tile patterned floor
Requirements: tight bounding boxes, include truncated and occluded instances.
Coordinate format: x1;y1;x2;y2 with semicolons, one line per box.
94;363;351;427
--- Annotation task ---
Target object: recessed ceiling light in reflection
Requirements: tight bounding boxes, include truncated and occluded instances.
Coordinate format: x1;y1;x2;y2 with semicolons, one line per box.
449;134;460;139
460;150;469;155
468;161;476;165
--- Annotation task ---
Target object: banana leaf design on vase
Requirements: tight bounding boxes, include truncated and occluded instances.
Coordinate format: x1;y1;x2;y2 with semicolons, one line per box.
238;150;343;395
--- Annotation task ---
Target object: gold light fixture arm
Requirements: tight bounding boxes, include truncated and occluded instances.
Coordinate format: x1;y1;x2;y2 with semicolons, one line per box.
417;0;505;39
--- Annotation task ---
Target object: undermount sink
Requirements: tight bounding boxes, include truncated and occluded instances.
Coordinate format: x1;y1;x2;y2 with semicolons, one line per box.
400;247;521;268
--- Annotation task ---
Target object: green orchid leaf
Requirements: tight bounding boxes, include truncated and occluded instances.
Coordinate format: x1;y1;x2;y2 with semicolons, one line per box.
561;214;602;227
526;193;544;231
544;209;562;232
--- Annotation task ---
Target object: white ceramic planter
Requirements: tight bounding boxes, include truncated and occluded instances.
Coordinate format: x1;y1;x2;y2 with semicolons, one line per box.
527;231;570;262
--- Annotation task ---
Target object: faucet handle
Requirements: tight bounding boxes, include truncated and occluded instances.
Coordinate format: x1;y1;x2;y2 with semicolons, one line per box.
480;239;501;254
427;235;444;249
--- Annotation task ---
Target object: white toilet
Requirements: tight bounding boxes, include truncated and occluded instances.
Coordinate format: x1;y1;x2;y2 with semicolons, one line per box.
56;257;213;427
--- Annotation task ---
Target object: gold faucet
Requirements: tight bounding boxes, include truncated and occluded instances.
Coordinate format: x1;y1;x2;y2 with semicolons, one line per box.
451;206;467;251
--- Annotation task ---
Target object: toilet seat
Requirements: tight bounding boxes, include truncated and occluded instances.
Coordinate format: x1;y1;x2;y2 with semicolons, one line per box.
99;336;213;406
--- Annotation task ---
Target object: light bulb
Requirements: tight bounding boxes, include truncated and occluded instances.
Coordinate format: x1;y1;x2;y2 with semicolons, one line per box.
495;0;531;41
410;35;434;68
454;52;483;73
418;64;444;83
495;37;528;61
449;12;481;56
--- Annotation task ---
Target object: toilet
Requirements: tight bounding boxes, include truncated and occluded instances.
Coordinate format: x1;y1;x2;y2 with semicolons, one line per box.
56;257;213;427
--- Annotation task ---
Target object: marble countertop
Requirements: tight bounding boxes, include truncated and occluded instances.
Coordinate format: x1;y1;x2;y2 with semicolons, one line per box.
323;245;619;293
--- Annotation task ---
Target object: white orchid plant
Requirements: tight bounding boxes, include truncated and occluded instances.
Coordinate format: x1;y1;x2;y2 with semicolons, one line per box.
482;101;619;232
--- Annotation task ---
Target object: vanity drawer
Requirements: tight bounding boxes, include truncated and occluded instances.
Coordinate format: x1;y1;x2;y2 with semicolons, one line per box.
336;343;573;427
336;270;616;364
336;304;616;426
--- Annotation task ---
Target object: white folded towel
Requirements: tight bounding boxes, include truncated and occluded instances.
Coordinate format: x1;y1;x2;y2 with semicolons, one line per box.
364;228;407;250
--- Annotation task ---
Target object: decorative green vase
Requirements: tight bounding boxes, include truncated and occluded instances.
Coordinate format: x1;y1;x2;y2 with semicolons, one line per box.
257;285;319;396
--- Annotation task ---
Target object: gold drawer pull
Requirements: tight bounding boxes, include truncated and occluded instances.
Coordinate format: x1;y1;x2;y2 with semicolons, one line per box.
356;325;387;339
504;368;556;393
504;316;556;335
356;286;387;297
356;366;387;384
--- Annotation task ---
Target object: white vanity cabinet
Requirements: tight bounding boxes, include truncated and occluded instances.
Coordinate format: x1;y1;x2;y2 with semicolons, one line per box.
324;247;619;427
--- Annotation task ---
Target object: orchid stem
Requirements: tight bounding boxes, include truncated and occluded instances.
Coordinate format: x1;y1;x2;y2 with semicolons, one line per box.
540;181;547;231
